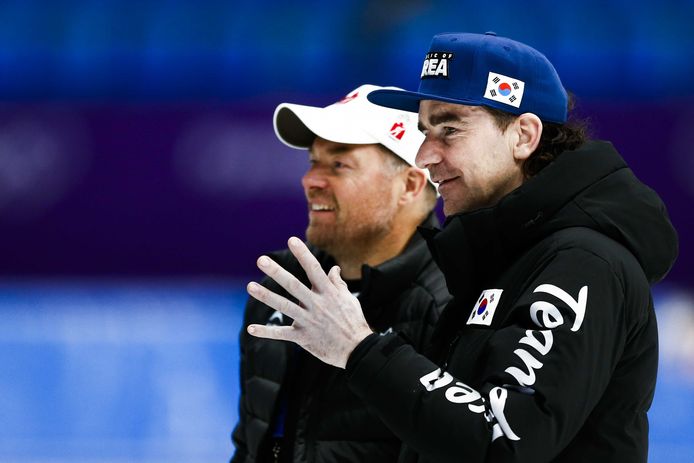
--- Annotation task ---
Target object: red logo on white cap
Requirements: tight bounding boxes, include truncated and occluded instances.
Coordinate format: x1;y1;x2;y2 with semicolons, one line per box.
338;91;359;104
390;122;405;140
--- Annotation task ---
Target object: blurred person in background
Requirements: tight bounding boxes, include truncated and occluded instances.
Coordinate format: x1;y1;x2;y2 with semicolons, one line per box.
231;84;450;462
245;33;679;462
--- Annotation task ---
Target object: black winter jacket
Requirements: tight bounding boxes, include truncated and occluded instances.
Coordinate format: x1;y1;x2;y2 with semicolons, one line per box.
345;141;679;463
231;214;451;463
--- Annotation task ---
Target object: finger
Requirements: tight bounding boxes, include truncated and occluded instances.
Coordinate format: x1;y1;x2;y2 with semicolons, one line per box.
327;265;348;290
247;281;306;323
247;323;297;342
256;255;313;303
287;237;332;292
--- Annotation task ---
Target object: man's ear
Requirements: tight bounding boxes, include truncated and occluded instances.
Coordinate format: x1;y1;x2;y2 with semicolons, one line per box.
398;167;428;206
512;113;543;162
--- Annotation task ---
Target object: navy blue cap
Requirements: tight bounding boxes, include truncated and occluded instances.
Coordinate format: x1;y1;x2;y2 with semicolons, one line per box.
368;32;568;123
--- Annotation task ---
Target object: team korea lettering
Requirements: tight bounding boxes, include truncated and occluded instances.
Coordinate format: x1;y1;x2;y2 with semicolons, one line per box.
418;283;589;442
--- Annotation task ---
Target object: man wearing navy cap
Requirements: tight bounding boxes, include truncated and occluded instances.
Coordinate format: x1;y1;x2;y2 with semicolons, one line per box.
245;33;679;462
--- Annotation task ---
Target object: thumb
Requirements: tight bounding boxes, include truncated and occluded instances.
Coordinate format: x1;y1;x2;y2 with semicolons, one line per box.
328;265;348;289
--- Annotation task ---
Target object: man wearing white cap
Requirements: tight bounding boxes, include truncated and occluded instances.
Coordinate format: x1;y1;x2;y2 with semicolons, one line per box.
231;85;449;463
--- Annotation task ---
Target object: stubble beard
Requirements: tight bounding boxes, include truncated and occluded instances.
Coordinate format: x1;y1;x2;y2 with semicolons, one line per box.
305;209;395;263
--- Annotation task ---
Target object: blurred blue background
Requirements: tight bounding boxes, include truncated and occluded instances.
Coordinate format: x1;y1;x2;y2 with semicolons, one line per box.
0;1;693;461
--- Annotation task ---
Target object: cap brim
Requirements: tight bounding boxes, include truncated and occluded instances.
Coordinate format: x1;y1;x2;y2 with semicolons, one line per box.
367;89;484;113
273;103;377;150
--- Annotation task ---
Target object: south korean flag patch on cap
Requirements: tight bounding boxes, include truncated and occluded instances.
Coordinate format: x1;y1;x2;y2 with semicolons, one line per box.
484;72;525;109
467;289;503;326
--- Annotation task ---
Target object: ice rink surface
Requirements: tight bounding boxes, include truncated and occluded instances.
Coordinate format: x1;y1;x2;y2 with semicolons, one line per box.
0;280;692;462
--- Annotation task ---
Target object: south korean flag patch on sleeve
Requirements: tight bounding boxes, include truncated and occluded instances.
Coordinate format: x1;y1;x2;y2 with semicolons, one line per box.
467;289;503;326
483;72;525;109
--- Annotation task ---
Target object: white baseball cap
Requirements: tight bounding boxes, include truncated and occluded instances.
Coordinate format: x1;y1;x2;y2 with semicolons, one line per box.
273;84;434;186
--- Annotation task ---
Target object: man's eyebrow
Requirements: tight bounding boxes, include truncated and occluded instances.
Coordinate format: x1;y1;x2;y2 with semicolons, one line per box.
419;111;468;131
325;144;351;155
308;143;352;157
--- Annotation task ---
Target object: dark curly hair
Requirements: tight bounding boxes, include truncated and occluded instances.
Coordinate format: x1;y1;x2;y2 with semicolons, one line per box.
483;94;590;178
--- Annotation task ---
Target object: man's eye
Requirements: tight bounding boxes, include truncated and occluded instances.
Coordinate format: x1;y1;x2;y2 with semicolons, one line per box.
334;161;345;169
443;126;457;136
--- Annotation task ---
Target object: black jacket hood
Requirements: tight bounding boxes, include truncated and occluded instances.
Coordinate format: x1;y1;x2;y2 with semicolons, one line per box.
423;140;678;294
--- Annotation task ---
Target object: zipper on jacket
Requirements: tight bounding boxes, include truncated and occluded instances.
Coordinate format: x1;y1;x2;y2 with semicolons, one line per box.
428;331;462;386
441;331;461;371
271;439;281;463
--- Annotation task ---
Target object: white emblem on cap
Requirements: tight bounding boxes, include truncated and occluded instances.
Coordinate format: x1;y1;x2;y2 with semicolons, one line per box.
421;52;454;78
484;72;525;108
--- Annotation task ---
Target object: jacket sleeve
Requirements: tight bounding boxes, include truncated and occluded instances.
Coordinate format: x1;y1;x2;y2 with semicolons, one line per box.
346;248;639;462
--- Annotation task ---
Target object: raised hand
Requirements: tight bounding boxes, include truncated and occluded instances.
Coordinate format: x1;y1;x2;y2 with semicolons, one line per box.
246;237;373;368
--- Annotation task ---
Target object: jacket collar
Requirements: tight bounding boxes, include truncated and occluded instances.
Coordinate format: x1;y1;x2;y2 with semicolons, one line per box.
423;140;627;297
358;212;439;313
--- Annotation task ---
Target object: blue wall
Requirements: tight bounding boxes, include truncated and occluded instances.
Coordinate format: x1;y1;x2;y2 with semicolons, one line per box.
1;0;692;102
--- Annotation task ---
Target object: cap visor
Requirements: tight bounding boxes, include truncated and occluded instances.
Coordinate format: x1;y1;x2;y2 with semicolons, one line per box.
273;103;377;149
367;89;484;113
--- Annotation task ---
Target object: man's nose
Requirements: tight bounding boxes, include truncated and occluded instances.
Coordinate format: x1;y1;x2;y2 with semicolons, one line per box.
415;136;442;170
301;168;329;190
